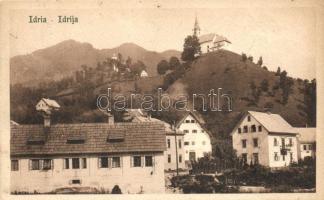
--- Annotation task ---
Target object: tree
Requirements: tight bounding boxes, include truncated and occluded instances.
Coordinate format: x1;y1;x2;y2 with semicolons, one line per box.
157;60;170;75
304;79;316;126
130;60;146;76
169;56;181;70
276;67;281;76
260;79;269;92
181;35;201;62
248;56;253;62
241;53;247;62
257;56;263;66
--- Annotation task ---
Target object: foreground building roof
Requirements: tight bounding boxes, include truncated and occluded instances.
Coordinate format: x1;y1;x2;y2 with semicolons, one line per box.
11;122;166;157
294;127;316;143
248;111;298;134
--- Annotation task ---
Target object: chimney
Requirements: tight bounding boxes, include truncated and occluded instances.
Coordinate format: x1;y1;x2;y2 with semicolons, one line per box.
43;114;51;128
107;113;114;125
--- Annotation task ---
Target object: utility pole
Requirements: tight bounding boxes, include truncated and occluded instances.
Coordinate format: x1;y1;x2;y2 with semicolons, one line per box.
173;120;179;176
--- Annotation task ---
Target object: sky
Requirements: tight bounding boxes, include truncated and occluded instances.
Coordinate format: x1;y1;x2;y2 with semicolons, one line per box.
9;3;316;80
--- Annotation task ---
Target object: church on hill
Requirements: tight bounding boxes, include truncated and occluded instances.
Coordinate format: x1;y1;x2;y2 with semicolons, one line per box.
193;16;231;54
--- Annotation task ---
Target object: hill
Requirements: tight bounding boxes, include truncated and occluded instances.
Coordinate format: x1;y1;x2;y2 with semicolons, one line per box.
166;50;314;138
10;40;180;86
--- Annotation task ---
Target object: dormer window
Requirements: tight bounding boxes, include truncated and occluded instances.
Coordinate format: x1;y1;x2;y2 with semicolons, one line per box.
27;134;45;145
67;139;85;144
67;131;86;144
107;130;125;142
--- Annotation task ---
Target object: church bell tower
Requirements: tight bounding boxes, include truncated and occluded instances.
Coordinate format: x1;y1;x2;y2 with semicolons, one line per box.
192;14;200;37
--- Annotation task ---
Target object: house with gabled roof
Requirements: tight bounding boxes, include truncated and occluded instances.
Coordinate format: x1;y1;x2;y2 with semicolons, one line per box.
295;127;316;160
176;112;212;163
10;110;166;193
231;111;299;168
198;33;231;54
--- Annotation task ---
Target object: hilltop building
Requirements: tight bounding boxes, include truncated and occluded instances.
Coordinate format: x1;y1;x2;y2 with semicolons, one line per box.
11;107;166;193
193;16;231;54
295;127;316;160
231;111;299;168
140;70;148;78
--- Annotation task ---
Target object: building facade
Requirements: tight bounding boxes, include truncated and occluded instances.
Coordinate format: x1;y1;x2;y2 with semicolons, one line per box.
164;129;186;171
198;33;231;54
231;111;299;168
10;122;166;194
295;128;316;160
176;112;212;162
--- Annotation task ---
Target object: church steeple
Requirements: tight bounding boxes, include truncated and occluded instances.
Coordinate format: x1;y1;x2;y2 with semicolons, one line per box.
193;14;200;37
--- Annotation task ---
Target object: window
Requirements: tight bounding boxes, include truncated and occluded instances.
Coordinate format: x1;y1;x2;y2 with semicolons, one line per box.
202;141;206;145
11;160;19;171
290;152;293;162
281;138;285;147
145;156;153;167
201;130;205;133
258;126;262;132
282;155;285;161
243;126;248;133
253;153;259;164
238;128;242;133
251;125;256;132
99;157;108;168
274;152;279;161
185;120;190;123
64;158;70;169
43;159;52;170
253;138;258;148
167;139;171;148
112;157;121;168
274;138;278;146
179;155;182;163
133;156;141;167
303;145;307;151
289;138;293;146
192;130;197;133
191;120;195;123
309;144;313;150
31;159;40;170
191;141;195;145
178;139;182;149
184;141;189;146
184;130;189;133
72;158;80;169
72;179;81;184
242;153;247;164
167;154;171;163
81;158;87;169
247;116;251;122
242;139;247;148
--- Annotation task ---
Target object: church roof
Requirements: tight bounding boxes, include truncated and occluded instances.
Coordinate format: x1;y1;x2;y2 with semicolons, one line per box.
198;33;231;44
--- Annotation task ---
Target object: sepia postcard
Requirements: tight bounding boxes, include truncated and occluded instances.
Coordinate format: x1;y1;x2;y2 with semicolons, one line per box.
0;0;323;199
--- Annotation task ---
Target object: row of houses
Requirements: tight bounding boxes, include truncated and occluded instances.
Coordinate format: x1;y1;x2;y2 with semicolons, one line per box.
10;98;316;193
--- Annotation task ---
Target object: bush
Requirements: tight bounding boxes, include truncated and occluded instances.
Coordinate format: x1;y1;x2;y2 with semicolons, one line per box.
111;185;122;194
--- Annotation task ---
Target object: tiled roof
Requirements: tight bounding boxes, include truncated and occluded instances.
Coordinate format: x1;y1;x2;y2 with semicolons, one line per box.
295;128;316;143
198;33;231;44
248;111;298;134
11;122;166;157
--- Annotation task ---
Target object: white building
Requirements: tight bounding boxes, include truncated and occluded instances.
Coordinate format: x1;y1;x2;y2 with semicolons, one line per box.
192;16;231;54
140;70;148;78
295;128;316;160
176;112;212;163
35;98;60;114
10;115;166;194
125;109;186;171
231;111;299;168
198;33;231;54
